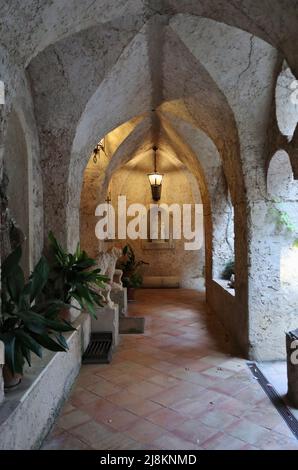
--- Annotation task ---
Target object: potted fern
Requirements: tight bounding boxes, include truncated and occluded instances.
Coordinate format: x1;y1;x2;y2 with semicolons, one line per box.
117;244;148;301
0;245;75;388
44;232;108;320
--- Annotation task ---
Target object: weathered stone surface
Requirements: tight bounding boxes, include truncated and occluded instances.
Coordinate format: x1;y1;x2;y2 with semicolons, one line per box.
111;288;128;317
1;2;298;366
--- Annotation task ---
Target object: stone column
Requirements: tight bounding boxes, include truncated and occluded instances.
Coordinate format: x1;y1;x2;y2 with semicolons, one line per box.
247;200;298;360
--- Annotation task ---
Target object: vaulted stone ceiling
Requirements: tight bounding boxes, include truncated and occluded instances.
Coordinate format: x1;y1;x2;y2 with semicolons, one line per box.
24;6;281;200
1;0;298;73
2;0;297;246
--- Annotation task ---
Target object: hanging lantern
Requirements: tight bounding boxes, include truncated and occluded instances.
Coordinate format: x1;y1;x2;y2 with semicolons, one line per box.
148;146;163;201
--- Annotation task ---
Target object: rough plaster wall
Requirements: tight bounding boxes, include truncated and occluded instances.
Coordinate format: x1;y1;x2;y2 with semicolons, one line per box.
14;73;44;267
0;0;145;66
0;54;43;268
169;15;279;201
3;110;30;274
162;24;243;204
28;22;151;249
253;150;298;361
80;154;108;259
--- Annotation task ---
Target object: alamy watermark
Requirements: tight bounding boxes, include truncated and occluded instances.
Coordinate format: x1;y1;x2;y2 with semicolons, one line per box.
290;339;298;365
94;196;203;251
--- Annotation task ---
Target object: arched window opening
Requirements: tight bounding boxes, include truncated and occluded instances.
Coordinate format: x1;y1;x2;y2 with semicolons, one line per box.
275;62;298;139
212;184;235;293
267;150;298;293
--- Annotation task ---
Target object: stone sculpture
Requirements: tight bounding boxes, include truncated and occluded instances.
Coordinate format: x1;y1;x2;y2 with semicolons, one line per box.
107;247;123;291
113;269;123;289
97;250;114;307
97;246;123;306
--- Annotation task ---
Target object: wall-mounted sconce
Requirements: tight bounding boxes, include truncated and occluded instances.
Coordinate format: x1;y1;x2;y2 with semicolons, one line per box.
148;146;163;201
92;139;106;164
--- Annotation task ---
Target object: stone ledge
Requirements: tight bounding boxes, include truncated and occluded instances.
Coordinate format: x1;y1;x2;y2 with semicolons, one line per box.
0;312;91;450
213;278;236;297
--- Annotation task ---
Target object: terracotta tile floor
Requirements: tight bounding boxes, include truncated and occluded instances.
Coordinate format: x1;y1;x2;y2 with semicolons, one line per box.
41;289;298;450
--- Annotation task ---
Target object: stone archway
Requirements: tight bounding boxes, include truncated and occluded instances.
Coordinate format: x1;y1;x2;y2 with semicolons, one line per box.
23;10;293;360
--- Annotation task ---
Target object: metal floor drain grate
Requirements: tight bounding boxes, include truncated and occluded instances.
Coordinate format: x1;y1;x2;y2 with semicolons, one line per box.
82;332;113;364
247;362;298;440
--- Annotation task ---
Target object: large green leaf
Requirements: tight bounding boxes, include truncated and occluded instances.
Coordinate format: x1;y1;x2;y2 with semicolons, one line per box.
48;231;63;254
54;333;68;350
43;317;76;332
2;317;19;330
15;330;42;358
31;332;68;352
22;320;47;335
21;344;31;367
2;245;22;280
12;311;46;334
45;231;109;319
1;334;16;374
6;265;24;305
16;310;75;333
14;341;25;374
29;256;50;302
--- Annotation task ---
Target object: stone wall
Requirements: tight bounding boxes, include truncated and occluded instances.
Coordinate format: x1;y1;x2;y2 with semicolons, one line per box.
3;110;30;274
1;3;298;363
80;148;205;290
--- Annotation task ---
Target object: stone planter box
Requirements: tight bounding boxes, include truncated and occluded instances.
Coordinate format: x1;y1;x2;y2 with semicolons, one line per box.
91;304;119;349
0;312;91;449
286;328;298;408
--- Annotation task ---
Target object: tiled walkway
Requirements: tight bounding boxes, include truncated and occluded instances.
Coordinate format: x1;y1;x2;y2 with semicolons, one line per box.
42;289;298;450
